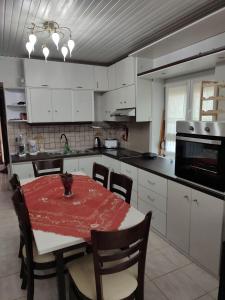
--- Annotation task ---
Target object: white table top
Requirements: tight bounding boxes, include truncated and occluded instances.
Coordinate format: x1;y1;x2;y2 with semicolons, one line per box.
21;172;145;255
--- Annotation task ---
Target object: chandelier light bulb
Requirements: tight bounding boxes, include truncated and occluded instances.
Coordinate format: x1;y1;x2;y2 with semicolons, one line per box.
29;33;37;51
61;45;68;61
26;42;33;58
67;39;75;57
42;46;50;62
52;32;60;50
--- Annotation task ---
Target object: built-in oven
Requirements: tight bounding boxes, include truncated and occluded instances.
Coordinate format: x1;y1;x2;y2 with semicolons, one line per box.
175;121;225;192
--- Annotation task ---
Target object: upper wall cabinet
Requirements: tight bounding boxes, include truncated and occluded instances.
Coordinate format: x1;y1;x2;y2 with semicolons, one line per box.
73;90;94;122
71;64;94;90
115;57;136;89
94;66;109;91
108;64;116;90
24;59;95;90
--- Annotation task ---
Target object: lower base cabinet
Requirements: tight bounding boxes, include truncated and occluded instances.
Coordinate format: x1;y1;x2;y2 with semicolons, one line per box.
63;158;79;173
78;155;102;177
11;162;34;180
167;180;223;276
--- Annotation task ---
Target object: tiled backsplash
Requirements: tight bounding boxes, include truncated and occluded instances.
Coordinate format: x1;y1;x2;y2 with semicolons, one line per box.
8;123;125;154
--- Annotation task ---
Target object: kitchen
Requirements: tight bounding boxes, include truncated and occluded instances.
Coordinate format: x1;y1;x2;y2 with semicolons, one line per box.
1;1;225;300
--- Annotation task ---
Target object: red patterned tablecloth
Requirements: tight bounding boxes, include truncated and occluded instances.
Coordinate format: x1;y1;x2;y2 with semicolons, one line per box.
22;175;130;240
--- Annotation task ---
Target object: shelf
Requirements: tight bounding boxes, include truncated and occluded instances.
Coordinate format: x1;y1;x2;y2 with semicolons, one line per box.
8;119;27;123
201;96;225;101
7;104;26;108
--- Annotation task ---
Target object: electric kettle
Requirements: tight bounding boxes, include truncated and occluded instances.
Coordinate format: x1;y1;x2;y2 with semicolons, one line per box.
94;137;101;148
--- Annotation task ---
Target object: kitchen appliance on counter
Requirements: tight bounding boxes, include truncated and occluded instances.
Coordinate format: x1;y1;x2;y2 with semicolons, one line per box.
15;134;26;157
104;139;119;149
175;121;225;191
28;139;38;155
93;136;101;149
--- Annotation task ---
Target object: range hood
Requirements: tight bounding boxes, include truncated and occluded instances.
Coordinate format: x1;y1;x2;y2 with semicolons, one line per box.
110;108;136;117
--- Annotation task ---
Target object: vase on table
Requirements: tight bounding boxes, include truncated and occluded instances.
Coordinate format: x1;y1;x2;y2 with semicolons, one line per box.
60;172;73;197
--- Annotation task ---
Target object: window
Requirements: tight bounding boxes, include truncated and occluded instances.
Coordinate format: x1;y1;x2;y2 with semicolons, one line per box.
165;83;188;156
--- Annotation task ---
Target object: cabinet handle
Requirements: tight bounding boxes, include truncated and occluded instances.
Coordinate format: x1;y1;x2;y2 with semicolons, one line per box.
147;195;155;202
120;101;123;104
48;110;51;112
147;179;155;185
76;86;83;88
122;83;126;86
124;101;127;103
76;110;79;112
193;199;199;206
41;84;48;87
97;81;99;89
55;110;58;112
184;195;189;201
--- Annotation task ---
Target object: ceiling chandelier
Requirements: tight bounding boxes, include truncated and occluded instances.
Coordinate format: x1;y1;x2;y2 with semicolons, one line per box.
26;21;75;62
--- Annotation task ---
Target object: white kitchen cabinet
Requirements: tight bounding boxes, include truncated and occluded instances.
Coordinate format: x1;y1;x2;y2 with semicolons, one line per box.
138;199;166;235
52;90;73;122
24;59;53;87
94;66;108;91
71;64;94;90
167;181;191;253
120;162;137;192
138;185;167;213
27;88;52;123
63;158;79;173
116;85;136;109
11;162;34;180
138;169;167;198
78;156;102;177
136;78;152;122
131;190;138;209
190;189;223;275
101;156;121;174
73;90;94;122
108;64;116;90
115;57;136;89
102;90;118;121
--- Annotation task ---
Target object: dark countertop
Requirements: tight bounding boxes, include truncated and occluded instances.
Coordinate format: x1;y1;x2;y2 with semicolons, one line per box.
11;149;225;200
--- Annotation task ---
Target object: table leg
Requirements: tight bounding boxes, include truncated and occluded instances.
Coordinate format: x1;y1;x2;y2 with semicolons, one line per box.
218;241;225;300
55;250;66;300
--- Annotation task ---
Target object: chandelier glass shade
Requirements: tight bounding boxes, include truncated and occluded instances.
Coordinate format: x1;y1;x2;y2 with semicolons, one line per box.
26;21;75;62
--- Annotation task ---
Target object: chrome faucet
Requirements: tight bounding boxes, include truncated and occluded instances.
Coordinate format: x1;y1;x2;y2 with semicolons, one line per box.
60;134;71;154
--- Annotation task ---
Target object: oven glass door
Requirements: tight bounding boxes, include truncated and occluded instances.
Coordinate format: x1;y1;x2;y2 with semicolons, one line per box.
175;135;225;191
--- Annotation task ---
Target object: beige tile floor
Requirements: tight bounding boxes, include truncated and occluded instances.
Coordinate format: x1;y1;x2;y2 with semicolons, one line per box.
0;173;219;300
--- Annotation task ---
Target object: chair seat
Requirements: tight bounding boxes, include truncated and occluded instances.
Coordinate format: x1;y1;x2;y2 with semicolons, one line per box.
68;254;138;300
22;242;85;264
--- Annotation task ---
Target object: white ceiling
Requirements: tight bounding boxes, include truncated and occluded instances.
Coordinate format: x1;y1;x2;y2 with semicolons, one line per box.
0;0;224;64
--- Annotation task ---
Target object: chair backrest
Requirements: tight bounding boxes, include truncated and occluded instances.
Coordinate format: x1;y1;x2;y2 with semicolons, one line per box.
12;188;34;271
109;172;133;204
91;211;152;300
9;173;21;191
32;158;63;177
92;163;109;188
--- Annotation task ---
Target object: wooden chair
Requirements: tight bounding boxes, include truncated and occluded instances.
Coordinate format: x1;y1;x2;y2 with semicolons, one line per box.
68;211;152;300
110;172;133;204
32;158;63;177
9;173;21;190
92;162;109;188
12;188;85;300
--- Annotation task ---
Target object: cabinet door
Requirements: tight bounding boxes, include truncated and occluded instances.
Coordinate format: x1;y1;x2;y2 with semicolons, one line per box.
73;91;94;121
190;189;223;275
108;65;116;90
103;90;117;121
117;85;135;109
27;88;52;123
101;156;121;174
94;66;108;91
72;64;94;89
120;162;137;192
24;59;52;87
63;158;79;173
78;156;102;177
11;162;34;180
52;90;73;122
115;57;135;89
167;181;191;253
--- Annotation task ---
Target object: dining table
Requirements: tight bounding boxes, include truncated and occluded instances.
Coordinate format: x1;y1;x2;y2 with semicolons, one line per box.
21;171;145;300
